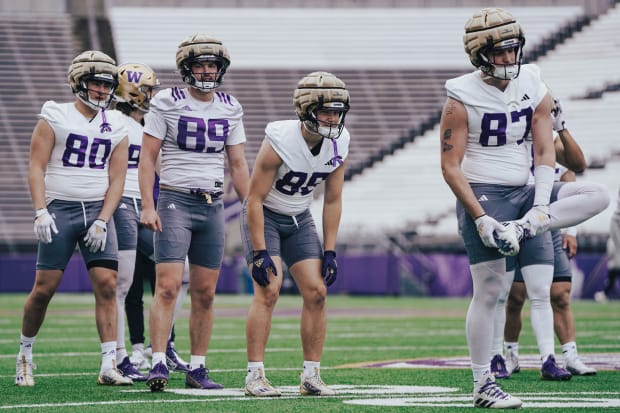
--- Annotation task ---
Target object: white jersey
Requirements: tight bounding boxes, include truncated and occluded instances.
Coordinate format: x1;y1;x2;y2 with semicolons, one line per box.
445;64;548;186
40;101;127;202
524;132;565;184
143;87;246;190
263;120;350;216
118;112;143;198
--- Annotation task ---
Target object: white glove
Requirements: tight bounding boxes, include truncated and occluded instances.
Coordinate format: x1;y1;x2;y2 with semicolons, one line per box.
474;214;503;249
34;208;58;244
521;205;551;238
551;98;566;132
84;219;107;253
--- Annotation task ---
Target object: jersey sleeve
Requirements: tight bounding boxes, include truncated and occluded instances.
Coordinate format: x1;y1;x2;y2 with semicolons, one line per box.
143;91;170;140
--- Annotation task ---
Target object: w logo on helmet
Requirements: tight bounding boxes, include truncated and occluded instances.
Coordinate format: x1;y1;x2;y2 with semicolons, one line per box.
126;71;143;83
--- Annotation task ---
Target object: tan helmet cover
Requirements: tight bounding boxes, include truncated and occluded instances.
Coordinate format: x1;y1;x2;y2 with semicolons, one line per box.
463;8;524;68
116;63;160;111
175;33;231;70
67;50;117;93
294;71;350;121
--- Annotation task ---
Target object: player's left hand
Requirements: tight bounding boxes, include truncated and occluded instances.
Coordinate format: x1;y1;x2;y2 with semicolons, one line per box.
563;233;578;258
522;205;551;237
321;250;338;286
84;219;107;253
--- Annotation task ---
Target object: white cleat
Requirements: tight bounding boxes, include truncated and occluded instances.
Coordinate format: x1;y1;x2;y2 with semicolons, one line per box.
505;349;520;375
594;291;608;303
97;367;134;386
474;374;522;409
15;354;35;387
300;368;336;396
245;370;282;397
565;357;597;376
130;349;151;370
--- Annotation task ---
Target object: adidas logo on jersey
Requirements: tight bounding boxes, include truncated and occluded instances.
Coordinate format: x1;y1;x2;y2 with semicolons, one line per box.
478;195;489;202
181;105;193;111
521;94;530;102
167;203;176;210
325;156;343;166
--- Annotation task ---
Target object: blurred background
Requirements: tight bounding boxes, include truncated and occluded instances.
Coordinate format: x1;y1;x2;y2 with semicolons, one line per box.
0;0;618;298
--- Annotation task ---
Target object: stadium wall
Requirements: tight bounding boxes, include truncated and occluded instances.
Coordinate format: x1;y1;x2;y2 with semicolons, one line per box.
0;252;610;298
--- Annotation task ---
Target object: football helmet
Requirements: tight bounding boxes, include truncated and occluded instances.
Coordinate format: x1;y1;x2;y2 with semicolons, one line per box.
68;50;118;110
463;8;525;80
294;71;350;139
176;34;230;91
115;63;160;112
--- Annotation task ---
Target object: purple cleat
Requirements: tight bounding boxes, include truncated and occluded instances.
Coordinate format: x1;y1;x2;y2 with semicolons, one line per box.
166;341;190;373
117;356;148;382
146;361;169;392
185;365;224;389
541;355;572;381
490;354;511;379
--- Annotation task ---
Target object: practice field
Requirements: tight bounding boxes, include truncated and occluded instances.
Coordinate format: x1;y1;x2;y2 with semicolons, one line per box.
1;293;619;412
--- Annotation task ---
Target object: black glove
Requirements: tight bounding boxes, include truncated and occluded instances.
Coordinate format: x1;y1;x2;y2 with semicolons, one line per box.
321;250;338;286
251;249;277;287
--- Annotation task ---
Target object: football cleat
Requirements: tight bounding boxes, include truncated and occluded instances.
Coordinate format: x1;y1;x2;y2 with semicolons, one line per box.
505;349;521;375
541;355;572;381
474;374;522;409
146;361;169;392
15;354;35;387
129;348;151;370
166;341;190;373
565;357;597;376
97;367;133;386
490;354;511;379
493;222;521;256
117;356;148;382
185;365;224;389
593;291;608;303
245;369;281;397
300;368;336;396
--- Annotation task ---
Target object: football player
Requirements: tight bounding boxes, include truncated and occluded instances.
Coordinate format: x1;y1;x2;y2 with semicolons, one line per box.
492;97;596;380
440;8;609;408
242;71;350;397
16;51;132;386
139;34;250;392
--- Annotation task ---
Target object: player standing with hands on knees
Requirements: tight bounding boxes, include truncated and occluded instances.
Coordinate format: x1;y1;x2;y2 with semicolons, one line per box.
440;8;609;408
16;50;132;387
242;71;349;398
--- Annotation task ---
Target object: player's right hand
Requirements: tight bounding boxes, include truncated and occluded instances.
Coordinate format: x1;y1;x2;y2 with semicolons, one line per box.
140;208;162;232
34;208;58;244
251;249;277;287
474;214;502;249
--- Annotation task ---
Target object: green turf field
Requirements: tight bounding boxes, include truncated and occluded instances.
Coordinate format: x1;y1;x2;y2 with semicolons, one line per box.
1;293;619;412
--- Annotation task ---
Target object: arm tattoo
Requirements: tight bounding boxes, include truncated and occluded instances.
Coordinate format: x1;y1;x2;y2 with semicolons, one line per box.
442;129;453;152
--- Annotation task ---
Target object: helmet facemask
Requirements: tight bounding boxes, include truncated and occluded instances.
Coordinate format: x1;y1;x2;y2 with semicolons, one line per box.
478;37;525;80
76;73;117;110
180;55;227;91
305;99;349;140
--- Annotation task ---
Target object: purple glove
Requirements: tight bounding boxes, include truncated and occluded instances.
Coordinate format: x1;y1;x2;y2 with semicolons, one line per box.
251;249;277;287
322;250;338;286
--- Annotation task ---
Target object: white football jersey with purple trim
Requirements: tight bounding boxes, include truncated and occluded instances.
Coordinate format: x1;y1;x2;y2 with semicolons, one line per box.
144;87;246;190
445;64;548;186
40;101;127;202
263;120;350;216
